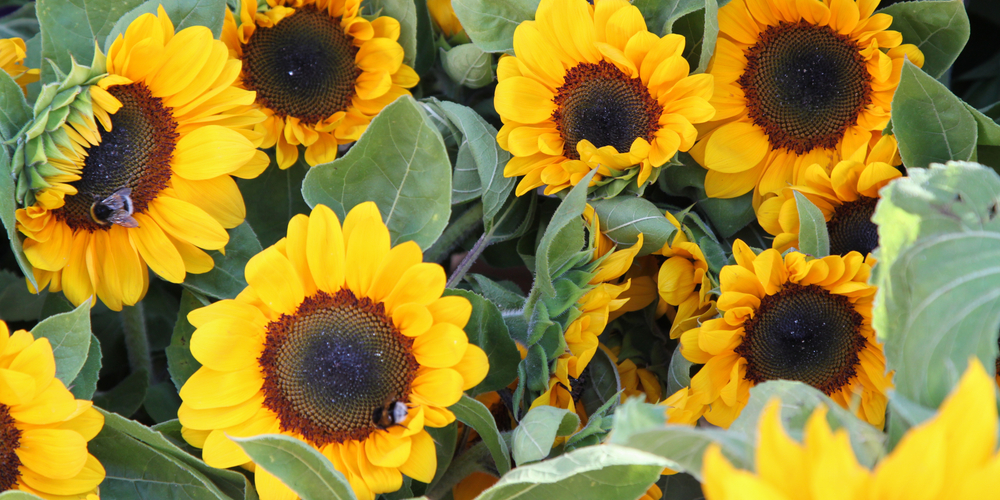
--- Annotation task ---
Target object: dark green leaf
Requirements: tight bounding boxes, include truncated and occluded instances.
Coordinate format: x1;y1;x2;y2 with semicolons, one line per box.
465;274;526;311
793;190;830;257
30;299;91;385
167;289;208;391
37;0;145;82
0;3;39;40
578;348;621;417
590;196;675;255
104;0;228;50
511;405;579;466
144;381;182;423
450;395;512;475
451;0;539;53
0;269;47;321
0;59;30;140
425;422;458;489
302;96;452;249
666;347;692;397
444;289;520;396
183;222;262;300
634;0;700;37
232;434;357;500
237;158;311;248
659;158;755;238
94;368;148;418
880;0;970;79
441;44;494;88
892;61;977;168
533;169;596;297
69;334;101;400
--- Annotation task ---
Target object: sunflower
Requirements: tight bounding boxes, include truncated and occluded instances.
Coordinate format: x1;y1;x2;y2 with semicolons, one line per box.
0;37;38;94
757;134;901;255
178;203;488;500
703;359;1000;500
602;345;661;404
222;0;419;169
427;0;464;39
0;320;105;499
495;0;715;196
529;355;588;429
690;0;923;200
14;7;268;311
667;240;889;428
654;212;718;339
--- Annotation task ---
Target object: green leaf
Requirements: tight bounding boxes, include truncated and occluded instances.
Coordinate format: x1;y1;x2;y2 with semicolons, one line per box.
30;299;92;386
879;0;970;79
659;157;755;238
365;0;418;67
0;492;44;500
144;380;182;423
0;68;30;140
238;157;311;248
425;423;458;489
37;0;145;82
533;169;596;298
0;4;40;40
666;347;693;398
0;148;34;287
0;269;47;321
511;405;580;466
69;334;101;399
892;61;977;168
302;95;452;250
167;289;208;391
105;0;228;50
653;0;720;73
792;190;830;257
634;0;701;37
233;434;357;500
94;368;149;417
476;444;669;500
451;0;539;53
967;103;1000;146
443;289;520;396
441;44;494;88
885;390;936;451
183;221;262;300
578;347;621;417
450;395;512;475
590;196;675;256
872;161;1000;408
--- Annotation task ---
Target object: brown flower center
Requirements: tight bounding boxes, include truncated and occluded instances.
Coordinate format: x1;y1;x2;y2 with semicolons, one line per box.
827;196;879;256
259;289;418;447
552;60;663;160
0;404;23;492
54;83;176;231
739;21;872;154
241;6;361;125
737;283;865;394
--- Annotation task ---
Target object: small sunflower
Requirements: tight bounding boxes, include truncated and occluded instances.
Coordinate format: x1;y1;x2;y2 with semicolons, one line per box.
495;0;715;196
223;0;419;168
530;355;589;428
703;359;1000;500
427;0;464;39
15;7;268;311
178;203;488;500
602;345;661;404
691;0;922;199
654;212;718;339
0;37;38;94
757;134;902;255
0;320;105;499
668;240;889;428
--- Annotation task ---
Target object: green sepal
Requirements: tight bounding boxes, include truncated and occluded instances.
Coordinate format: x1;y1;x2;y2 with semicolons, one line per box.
49;86;82;111
32;83;60;115
45;104;72;132
10;141;24;177
28;165;51;190
24;136;46;168
23;107;50;139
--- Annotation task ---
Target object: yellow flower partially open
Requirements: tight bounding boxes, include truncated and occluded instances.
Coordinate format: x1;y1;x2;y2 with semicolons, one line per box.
0;37;38;94
427;0;463;38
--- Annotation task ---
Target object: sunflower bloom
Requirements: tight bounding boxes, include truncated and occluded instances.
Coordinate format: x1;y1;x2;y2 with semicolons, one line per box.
495;0;715;196
0;37;38;94
530;355;588;428
178;203;488;500
757;134;902;255
691;0;922;199
427;0;464;38
15;7;268;310
223;0;419;168
654;212;718;339
703;359;1000;500
668;240;889;428
602;345;661;404
0;321;105;499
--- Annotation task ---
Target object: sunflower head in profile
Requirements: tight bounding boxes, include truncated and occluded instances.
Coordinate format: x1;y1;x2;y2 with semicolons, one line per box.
690;0;923;200
13;7;268;311
495;0;716;196
667;240;889;428
0;320;106;499
654;211;718;339
223;0;419;169
178;202;488;500
0;37;39;94
703;359;1000;500
758;134;902;255
427;0;464;39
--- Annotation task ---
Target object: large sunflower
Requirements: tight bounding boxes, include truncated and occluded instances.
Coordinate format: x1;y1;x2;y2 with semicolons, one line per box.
691;0;922;199
0;37;38;94
0;320;105;499
223;0;419;169
495;0;715;196
757;134;901;254
667;240;889;428
15;7;268;311
178;203;488;500
703;359;1000;500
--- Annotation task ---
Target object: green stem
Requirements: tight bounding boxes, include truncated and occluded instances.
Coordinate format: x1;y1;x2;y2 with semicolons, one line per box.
121;302;152;385
424;201;484;264
446;230;492;289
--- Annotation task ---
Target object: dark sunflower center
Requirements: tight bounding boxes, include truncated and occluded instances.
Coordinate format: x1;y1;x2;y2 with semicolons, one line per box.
827;196;879;256
54;83;176;231
736;283;865;394
739;21;872;154
241;6;361;125
0;404;23;491
552;60;663;160
259;289;418;446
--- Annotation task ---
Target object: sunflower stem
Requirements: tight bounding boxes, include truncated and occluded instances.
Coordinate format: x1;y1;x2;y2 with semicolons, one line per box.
446;230;492;289
121;302;153;385
424;201;484;264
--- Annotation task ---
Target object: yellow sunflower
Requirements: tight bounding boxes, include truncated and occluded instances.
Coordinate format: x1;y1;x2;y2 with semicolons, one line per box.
667;240;889;428
654;212;718;339
15;7;268;311
529;355;588;429
495;0;716;196
0;320;105;499
703;359;1000;500
602;345;661;404
690;0;923;200
757;134;902;254
222;0;419;168
0;37;38;94
178;202;488;500
427;0;464;39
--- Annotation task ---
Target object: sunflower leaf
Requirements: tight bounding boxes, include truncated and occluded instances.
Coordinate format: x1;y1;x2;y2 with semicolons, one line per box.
533;169;596;298
892;61;978;169
183;221;262;300
872;161;1000;409
36;0;146;83
635;0;701;37
451;0;539;53
104;0;228;50
444;289;520;396
879;0;970;80
579;347;622;417
232;434;357;500
237;155;311;248
440;44;495;89
792;190;830;257
0;68;30;141
885;390;936;451
69;334;101;399
511;405;581;466
30;299;92;386
302;95;452;250
166;289;209;392
451;395;513;475
590;196;676;256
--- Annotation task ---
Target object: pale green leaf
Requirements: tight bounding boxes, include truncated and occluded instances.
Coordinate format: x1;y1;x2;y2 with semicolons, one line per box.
37;0;145;82
30;300;92;385
451;0;539;53
183;222;262;300
450;395;512;475
232;434;357;500
512;405;580;466
892;61;977;168
441;44;494;89
105;0;228;49
793;190;830;257
879;0;970;79
590;196;676;255
0;68;30;140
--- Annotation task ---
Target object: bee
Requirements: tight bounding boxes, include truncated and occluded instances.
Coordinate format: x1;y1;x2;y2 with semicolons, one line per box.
372;398;409;430
89;187;139;228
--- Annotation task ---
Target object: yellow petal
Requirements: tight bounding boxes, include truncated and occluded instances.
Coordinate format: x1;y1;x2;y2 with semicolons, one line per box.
245;246;305;316
172;125;257;180
413;323;469;368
